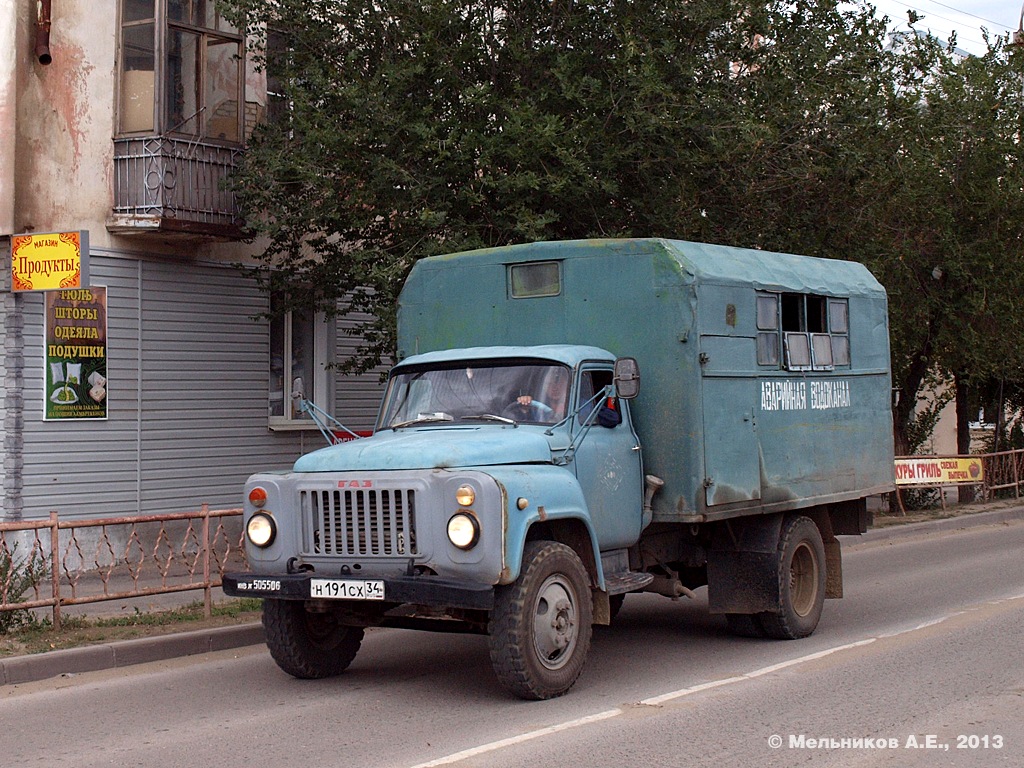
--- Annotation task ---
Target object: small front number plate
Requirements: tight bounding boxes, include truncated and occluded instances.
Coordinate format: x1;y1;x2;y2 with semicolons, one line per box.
309;578;385;601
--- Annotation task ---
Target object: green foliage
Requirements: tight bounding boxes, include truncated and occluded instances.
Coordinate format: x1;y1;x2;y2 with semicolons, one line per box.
0;546;47;634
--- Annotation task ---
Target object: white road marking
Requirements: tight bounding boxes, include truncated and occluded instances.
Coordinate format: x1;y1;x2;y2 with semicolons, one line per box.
408;594;1024;767
408;708;623;768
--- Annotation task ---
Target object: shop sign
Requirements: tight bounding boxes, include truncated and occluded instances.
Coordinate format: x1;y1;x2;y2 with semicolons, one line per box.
44;286;107;420
894;457;983;486
11;230;90;291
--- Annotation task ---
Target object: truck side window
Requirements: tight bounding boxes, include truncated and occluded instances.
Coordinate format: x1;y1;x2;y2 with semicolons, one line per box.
759;292;850;370
829;299;850;366
756;294;780;366
578;370;618;426
779;293;841;371
508;261;562;298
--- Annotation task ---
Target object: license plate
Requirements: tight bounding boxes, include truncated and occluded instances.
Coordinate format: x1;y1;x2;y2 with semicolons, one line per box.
309;578;385;601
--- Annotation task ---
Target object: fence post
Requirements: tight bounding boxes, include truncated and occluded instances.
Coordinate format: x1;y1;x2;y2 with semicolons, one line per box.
1014;449;1020;499
49;511;61;631
202;503;211;619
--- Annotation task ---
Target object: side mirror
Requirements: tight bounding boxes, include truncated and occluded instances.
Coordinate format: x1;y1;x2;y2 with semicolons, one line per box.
613;357;640;400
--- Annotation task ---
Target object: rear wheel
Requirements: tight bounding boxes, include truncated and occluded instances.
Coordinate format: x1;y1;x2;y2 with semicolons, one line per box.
262;598;364;679
488;541;593;700
758;516;826;639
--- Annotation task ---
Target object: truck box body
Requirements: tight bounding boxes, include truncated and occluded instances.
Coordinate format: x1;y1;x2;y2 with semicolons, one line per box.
398;238;895;524
225;237;896;699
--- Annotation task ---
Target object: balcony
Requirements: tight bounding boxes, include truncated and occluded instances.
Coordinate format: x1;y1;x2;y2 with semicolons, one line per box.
108;136;244;239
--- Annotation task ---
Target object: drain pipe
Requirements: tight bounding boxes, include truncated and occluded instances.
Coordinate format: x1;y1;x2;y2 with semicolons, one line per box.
35;0;52;65
1;0;17;235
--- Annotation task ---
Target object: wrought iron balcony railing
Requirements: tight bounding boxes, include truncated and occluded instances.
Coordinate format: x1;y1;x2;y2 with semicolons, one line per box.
109;136;244;238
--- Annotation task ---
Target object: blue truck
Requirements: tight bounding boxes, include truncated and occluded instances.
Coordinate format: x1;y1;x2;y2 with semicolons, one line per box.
224;238;895;699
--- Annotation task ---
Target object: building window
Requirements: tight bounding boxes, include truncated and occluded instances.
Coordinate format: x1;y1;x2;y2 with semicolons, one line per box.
269;294;334;427
265;28;291;126
118;0;243;142
758;292;850;371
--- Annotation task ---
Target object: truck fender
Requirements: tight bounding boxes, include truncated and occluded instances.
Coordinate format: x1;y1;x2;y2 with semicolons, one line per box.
486;465;606;593
500;504;605;592
504;508;605;588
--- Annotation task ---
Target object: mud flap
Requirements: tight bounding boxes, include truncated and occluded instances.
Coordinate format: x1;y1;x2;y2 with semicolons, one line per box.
824;538;843;599
706;514;784;615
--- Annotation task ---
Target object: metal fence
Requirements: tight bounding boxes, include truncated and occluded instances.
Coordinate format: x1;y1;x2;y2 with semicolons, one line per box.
894;448;1024;513
0;505;246;630
979;448;1024;498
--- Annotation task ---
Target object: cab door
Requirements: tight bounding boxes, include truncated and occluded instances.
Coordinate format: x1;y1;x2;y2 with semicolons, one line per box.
571;367;645;549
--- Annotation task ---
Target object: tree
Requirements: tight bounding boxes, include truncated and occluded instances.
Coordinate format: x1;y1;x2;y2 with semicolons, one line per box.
220;0;890;370
222;0;1024;462
860;33;1024;455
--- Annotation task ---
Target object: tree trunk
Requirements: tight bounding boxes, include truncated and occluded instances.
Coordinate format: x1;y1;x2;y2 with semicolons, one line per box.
955;372;973;503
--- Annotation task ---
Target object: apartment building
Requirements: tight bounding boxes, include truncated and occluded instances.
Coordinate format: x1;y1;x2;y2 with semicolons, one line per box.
0;1;383;523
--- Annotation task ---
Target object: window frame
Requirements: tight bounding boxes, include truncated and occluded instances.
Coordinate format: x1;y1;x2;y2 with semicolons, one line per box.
508;261;563;299
757;292;851;372
268;298;336;431
116;0;244;144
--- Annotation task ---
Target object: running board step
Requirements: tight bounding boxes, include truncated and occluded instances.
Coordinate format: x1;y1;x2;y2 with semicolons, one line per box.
604;571;654;596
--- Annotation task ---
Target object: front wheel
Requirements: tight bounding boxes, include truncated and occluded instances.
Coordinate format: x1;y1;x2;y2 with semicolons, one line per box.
488;541;593;700
758;516;826;639
262;598;364;679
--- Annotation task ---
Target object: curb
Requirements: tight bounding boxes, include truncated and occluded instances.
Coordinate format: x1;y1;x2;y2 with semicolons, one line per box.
855;505;1024;545
4;506;1022;686
1;622;265;686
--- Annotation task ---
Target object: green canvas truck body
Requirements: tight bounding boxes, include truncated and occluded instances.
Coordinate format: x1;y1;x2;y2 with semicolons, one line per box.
225;238;895;700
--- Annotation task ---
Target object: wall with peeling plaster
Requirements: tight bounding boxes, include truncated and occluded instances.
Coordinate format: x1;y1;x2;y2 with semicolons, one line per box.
0;2;21;235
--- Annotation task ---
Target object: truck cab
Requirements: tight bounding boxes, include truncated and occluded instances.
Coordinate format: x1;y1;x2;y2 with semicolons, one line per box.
227;344;648;699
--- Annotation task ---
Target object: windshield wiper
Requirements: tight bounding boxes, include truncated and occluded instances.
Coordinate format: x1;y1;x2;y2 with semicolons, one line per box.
390;413;454;430
460;413;517;426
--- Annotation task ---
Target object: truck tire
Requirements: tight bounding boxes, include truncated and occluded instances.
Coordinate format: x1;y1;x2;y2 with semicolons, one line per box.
488;541;593;700
758;516;826;640
262;598;364;679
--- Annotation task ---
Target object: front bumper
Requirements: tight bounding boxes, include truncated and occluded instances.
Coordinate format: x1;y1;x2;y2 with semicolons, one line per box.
223;572;494;611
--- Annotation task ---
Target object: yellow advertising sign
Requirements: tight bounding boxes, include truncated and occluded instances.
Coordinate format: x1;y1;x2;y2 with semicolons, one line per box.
894;457;984;486
10;231;90;291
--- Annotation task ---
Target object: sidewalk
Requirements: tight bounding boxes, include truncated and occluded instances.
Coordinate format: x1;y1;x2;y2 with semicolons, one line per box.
3;502;1022;686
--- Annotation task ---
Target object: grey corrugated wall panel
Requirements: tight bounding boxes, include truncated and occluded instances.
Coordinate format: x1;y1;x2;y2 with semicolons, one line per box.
20;264;143;519
17;254;308;520
334;309;388;431
136;259;298;512
17;253;388;521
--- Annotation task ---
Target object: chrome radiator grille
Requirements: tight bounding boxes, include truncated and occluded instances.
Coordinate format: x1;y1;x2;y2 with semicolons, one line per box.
302;487;418;556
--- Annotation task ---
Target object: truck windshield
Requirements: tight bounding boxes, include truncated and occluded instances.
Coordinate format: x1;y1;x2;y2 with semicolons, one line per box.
380;362;571;428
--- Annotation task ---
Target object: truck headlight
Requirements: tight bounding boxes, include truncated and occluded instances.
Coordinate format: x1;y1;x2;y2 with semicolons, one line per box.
455;484;476;506
447;513;480;550
247;512;277;548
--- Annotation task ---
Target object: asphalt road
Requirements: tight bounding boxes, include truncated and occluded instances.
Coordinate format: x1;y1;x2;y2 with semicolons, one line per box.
3;518;1022;768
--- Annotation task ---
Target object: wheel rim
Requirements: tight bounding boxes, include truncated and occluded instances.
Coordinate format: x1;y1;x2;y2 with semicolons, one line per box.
789;541;819;617
532;574;579;670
